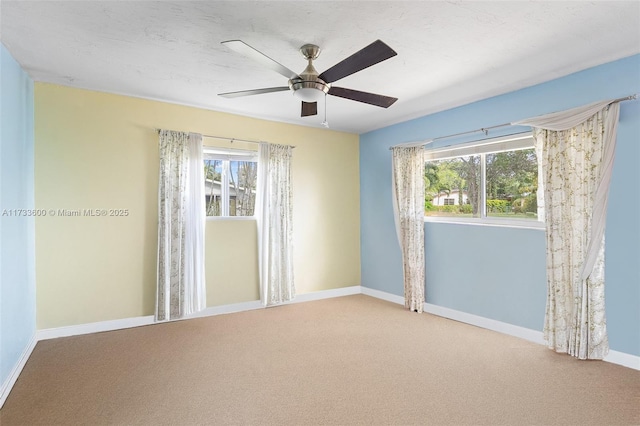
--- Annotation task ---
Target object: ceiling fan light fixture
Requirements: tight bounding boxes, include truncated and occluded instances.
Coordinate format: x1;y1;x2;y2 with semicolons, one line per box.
289;78;330;102
293;87;325;102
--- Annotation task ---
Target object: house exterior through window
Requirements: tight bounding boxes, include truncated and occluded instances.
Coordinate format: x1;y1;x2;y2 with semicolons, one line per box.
203;148;258;217
424;133;543;226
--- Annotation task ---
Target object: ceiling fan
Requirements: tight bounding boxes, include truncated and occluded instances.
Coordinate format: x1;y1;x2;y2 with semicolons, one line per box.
219;39;398;117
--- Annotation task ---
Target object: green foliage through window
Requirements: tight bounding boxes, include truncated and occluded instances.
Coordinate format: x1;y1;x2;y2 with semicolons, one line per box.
425;144;539;221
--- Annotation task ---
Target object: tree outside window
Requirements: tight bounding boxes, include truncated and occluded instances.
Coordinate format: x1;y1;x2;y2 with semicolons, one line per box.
424;135;540;221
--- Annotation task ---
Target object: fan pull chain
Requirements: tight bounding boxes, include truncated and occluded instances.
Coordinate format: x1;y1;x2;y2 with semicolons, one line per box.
321;94;329;128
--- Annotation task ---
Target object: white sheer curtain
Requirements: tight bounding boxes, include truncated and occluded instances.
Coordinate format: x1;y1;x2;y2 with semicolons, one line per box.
156;130;206;321
514;100;620;359
391;146;425;313
256;142;294;306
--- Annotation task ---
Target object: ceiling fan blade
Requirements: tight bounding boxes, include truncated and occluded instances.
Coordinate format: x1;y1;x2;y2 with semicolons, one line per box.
222;40;299;80
301;101;317;117
219;86;290;98
318;40;397;84
328;86;398;108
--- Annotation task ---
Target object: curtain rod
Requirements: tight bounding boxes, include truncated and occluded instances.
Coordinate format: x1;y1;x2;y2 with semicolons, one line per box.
154;129;295;148
389;94;638;150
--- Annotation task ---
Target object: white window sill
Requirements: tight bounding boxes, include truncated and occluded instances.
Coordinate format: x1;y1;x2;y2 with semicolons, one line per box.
206;216;256;221
424;216;545;230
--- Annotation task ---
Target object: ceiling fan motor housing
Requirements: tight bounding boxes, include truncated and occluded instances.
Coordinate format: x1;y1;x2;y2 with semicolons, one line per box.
288;78;330;96
288;44;330;101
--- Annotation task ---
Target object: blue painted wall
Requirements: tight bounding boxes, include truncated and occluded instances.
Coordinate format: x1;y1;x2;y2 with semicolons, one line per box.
0;45;36;389
360;54;640;356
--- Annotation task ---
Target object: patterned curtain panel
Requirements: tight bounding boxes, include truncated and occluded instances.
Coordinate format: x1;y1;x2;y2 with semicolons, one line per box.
256;143;294;306
391;146;425;313
156;130;207;321
516;100;620;359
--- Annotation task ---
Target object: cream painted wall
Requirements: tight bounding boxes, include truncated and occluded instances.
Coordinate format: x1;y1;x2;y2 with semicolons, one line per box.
205;219;259;306
34;83;360;329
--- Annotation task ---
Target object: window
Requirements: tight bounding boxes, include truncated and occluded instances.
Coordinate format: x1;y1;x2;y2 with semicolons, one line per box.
424;133;542;227
203;148;258;217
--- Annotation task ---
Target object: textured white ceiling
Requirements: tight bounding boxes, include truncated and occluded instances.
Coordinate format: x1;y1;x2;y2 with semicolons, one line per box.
2;1;639;134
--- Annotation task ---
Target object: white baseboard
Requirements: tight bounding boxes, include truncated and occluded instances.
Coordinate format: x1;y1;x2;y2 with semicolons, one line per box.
423;302;546;345
37;302;268;340
37;315;155;341
293;285;361;303
361;286;639;371
605;349;640;370
189;300;264;318
361;286;405;305
36;286;363;341
258;285;363;308
0;334;37;408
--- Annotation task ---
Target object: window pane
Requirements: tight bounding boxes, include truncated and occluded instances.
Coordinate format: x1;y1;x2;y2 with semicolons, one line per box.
486;148;538;220
425;156;481;217
229;161;257;216
204;159;223;216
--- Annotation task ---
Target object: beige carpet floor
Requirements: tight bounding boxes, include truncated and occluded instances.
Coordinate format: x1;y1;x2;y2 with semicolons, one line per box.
1;294;639;425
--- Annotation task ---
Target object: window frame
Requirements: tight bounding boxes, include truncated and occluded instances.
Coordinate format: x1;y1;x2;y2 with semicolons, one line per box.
424;132;544;230
203;147;258;220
